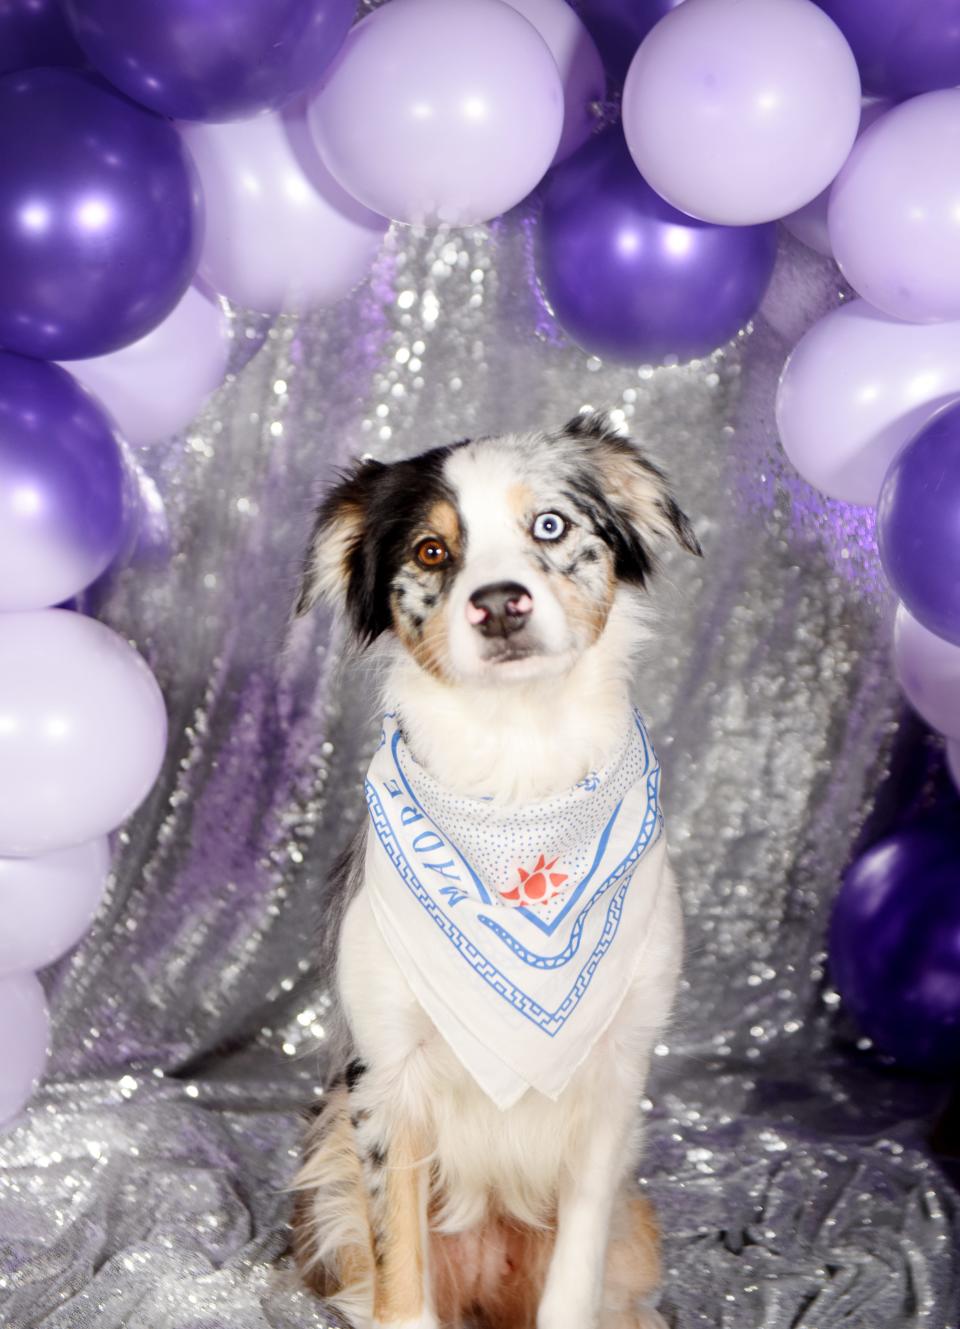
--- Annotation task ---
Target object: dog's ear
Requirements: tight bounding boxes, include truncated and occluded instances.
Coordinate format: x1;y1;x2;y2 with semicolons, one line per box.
561;411;702;584
295;459;390;641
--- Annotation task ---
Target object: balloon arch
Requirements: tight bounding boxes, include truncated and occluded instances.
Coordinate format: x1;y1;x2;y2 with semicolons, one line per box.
1;0;960;1115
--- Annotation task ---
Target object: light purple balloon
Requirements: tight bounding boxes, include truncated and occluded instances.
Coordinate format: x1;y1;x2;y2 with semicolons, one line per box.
0;838;109;975
893;604;960;740
503;0;604;164
776;299;960;506
622;0;861;226
181;101;387;316
0;610;167;857
829;89;960;322
781;99;890;257
308;0;564;226
62;285;230;448
0;972;49;1126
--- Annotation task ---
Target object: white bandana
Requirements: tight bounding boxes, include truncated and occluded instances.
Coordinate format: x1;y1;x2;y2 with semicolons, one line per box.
363;711;668;1109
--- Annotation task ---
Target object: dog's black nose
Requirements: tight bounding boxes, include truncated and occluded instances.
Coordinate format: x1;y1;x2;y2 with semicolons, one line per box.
466;582;533;637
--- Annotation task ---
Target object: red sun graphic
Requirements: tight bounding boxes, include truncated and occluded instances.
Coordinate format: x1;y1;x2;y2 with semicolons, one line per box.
499;855;568;908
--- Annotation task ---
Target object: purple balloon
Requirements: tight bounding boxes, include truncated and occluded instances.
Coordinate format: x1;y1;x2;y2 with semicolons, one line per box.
309;0;564;227
0;838;109;976
893;605;960;740
878;403;960;647
0;68;202;360
537;130;777;364
0;0;85;74
0;352;129;610
830;819;960;1072
814;0;960;98
828;90;960;324
64;0;355;122
579;0;686;82
0;609;167;857
0;972;49;1126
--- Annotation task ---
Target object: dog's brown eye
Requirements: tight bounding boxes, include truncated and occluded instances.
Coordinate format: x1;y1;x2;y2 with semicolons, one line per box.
416;537;449;568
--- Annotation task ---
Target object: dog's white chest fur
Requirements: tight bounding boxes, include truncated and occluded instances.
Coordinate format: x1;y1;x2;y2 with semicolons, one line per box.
338;874;683;1233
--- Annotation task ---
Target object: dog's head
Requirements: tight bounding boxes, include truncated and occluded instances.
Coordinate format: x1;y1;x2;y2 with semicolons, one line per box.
296;412;700;685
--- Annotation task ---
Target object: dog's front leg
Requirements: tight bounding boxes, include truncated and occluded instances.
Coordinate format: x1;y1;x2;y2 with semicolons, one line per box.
340;890;439;1329
536;1079;637;1329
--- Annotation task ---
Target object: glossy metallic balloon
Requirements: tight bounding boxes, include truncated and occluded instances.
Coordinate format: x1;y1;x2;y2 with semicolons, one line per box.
0;0;84;75
0;69;202;360
814;0;960;98
0;352;129;611
830;819;960;1073
538;129;777;363
878;402;960;647
578;0;686;82
64;0;356;122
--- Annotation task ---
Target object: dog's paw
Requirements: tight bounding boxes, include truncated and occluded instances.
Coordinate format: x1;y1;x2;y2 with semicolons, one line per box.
537;1292;598;1329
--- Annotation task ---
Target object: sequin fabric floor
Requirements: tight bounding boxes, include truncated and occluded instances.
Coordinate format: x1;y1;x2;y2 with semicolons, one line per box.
0;218;957;1329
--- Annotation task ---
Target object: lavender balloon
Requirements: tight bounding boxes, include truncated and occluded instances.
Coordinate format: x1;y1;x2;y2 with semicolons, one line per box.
775;300;960;507
814;0;960;99
829;91;960;323
622;0;861;226
878;404;960;647
781;99;890;258
181;103;387;317
63;286;230;448
830;819;960;1072
504;0;605;164
0;0;84;74
0;839;109;976
0;353;128;611
0;610;167;857
538;130;777;363
579;0;686;82
0;972;49;1126
0;69;202;361
894;606;960;740
308;0;563;226
64;0;355;122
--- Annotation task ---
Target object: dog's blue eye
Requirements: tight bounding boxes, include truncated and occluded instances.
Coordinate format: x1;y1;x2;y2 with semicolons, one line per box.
532;512;566;542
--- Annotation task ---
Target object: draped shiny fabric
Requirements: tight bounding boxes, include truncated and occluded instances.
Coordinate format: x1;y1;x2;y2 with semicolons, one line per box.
0;214;957;1328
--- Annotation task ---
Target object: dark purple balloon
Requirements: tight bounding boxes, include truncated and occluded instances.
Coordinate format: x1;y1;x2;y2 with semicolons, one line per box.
814;0;960;99
64;0;357;122
830;819;960;1073
878;403;960;648
579;0;686;82
0;0;85;74
0;68;202;360
0;351;129;609
537;129;777;365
